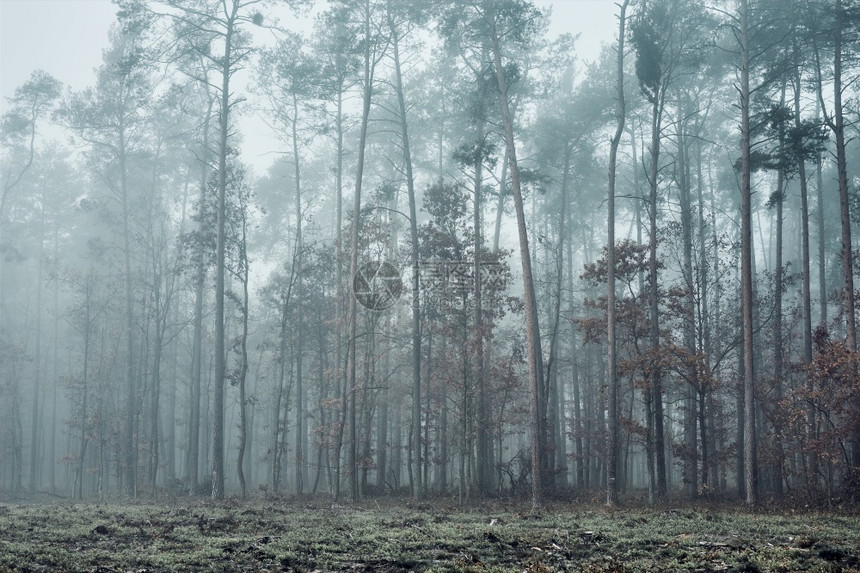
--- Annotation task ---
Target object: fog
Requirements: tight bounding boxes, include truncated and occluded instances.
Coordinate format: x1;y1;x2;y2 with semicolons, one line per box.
1;0;858;510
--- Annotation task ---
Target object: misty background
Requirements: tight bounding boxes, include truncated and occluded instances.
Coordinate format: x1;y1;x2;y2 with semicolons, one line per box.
0;0;858;508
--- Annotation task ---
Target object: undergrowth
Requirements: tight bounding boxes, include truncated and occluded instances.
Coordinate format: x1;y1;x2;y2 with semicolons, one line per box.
0;498;857;572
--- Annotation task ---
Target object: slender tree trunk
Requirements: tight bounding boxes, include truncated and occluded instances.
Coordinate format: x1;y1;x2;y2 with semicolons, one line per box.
489;14;544;509
816;150;827;326
695;137;712;492
291;91;305;496
647;95;667;499
472;69;490;499
29;224;44;491
167;305;178;483
376;390;388;491
49;219;59;492
271;293;290;494
606;0;628;506
677;98;697;498
423;322;432;491
439;334;448;493
212;3;237;501
236;205;250;499
812;155;824;489
149;327;163;495
120;128;136;497
826;0;860;470
494;151;509;253
773;142;785;498
312;315;327;495
736;280;746;500
77;276;92;500
739;0;758;505
188;95;212;494
567;241;585;490
346;0;375;501
830;0;857;355
332;83;346;502
770;83;791;498
545;146;569;491
390;21;423;500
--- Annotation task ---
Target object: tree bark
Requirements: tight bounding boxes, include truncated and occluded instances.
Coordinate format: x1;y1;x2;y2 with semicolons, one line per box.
188;91;213;494
212;0;238;501
606;0;629;506
647;97;667;500
292;91;305;496
489;14;544;509
820;0;860;470
29;220;44;491
236;195;250;499
677;98;697;498
389;19;423;500
831;0;857;355
120;121;136;498
346;0;375;501
473;69;490;499
739;0;758;506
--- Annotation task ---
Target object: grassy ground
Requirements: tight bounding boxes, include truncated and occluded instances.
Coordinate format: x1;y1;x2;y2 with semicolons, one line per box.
0;498;857;572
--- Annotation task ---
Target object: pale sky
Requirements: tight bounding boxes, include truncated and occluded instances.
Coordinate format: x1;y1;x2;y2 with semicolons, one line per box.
0;0;618;171
0;0;119;102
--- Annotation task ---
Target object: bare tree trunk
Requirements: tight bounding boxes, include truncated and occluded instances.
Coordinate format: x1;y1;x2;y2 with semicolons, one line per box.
545;146;568;492
50;220;59;492
167;304;178;484
831;0;857;355
472;68;490;499
816;149;827;326
29;223;44;491
271;303;287;494
811;84;825;487
332;81;346;502
494;151;509;253
188;94;212;494
212;1;238;501
695;137;712;493
821;0;859;470
149;328;163;495
77;275;93;500
346;0;376;501
292;91;305;496
439;335;448;493
739;0;758;505
236;199;250;499
606;0;628;506
773;135;785;498
489;14;544;509
791;42;814;448
389;19;422;500
567;240;585;490
647;95;667;500
120;129;137;497
677;98;698;498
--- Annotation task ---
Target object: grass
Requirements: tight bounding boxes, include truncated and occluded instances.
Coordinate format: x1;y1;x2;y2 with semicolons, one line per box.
0;498;857;572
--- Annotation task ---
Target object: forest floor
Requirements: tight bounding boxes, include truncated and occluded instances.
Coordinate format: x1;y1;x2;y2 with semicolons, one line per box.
0;496;857;572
